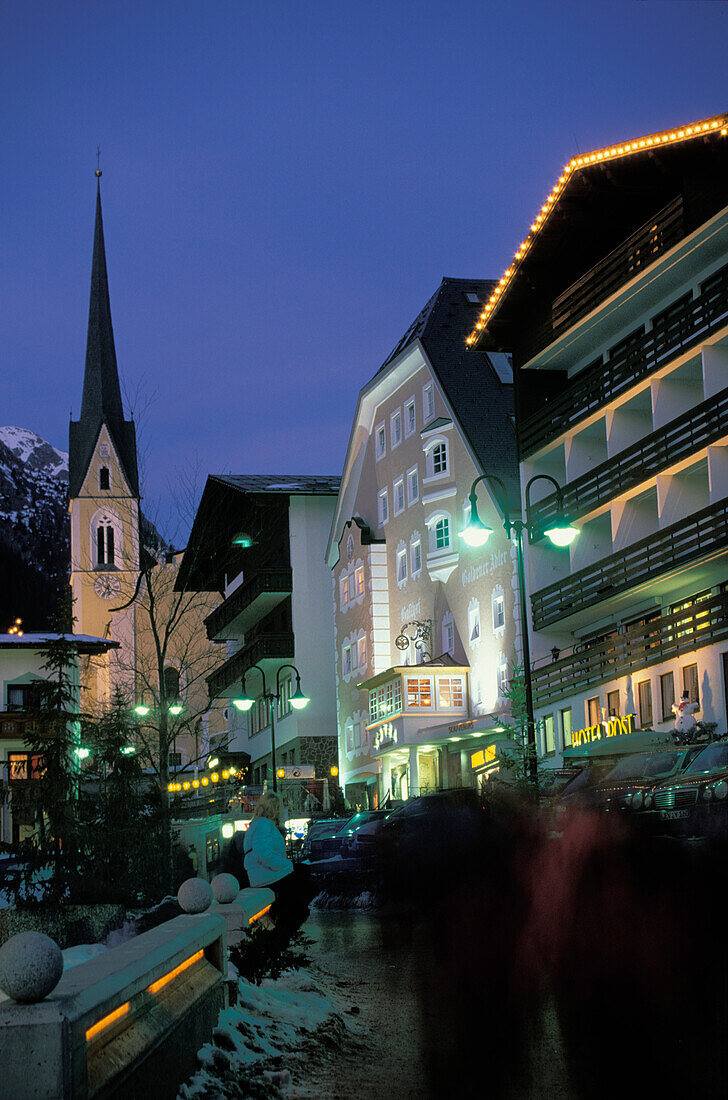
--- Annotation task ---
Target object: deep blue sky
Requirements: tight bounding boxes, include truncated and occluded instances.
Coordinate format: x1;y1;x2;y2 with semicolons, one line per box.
1;0;726;540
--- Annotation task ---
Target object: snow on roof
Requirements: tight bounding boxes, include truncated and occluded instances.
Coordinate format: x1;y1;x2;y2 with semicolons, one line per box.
0;633;119;651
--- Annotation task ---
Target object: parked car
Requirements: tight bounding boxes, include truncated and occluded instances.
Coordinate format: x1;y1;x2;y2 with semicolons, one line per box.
631;737;728;838
583;746;705;814
331;810;391;857
343;815;390;860
300;817;347;861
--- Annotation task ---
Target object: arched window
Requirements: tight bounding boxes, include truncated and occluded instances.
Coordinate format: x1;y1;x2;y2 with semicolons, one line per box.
424;437;450;478
164;666;181;701
432;517;450;551
97;522;115;566
91;508;123;569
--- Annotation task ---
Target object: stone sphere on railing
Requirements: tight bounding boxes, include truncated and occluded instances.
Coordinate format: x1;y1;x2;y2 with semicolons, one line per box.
211;873;240;904
0;931;64;1003
177;877;213;913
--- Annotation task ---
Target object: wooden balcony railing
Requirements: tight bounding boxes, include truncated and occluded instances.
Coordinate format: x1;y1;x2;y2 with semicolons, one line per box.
520;259;728;458
533;590;728;707
0;713;37;740
207;632;295;699
531;495;728;630
551;196;685;336
205;569;292;640
529;384;728;535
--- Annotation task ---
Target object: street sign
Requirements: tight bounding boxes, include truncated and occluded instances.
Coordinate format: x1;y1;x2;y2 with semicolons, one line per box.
278;765;315;780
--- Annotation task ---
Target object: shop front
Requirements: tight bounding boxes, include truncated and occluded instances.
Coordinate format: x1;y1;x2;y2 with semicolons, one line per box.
562;712;677;769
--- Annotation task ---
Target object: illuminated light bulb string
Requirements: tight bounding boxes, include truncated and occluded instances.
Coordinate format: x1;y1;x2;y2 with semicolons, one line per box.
466;114;728;346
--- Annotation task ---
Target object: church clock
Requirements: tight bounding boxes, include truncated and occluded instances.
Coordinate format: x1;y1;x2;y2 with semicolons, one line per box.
94;574;121;600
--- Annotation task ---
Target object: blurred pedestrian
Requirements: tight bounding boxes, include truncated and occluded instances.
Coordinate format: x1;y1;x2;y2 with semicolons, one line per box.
244;791;315;948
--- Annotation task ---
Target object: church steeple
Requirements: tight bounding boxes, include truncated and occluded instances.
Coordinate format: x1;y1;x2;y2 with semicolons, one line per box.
69;173;139;498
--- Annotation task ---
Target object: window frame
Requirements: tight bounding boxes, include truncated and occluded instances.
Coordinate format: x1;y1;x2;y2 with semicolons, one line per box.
437;676;464;709
390;409;402;449
682;663;699;705
407;466;419;506
393;478;405;516
406;677;433;708
560;707;573;748
377;488;389;526
422;383;435;424
637;680;653;729
659;672;675;723
375;423;386;460
404;398;416;438
396;547;408;584
410;538;422;576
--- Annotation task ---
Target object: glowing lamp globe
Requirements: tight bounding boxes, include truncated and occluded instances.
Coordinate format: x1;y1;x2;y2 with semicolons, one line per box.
544;523;579;548
134;704;150;717
290;689;309;710
168;703;183;716
232;697;254;712
459;521;493;548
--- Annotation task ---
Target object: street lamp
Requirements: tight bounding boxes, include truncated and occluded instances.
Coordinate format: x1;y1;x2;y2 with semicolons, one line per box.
459;472;578;786
232;663;309;792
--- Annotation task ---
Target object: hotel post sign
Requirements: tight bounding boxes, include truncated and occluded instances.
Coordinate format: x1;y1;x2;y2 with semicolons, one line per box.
571;713;636;748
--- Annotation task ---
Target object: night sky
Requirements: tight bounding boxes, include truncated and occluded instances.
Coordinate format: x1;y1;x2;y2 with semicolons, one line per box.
2;1;726;540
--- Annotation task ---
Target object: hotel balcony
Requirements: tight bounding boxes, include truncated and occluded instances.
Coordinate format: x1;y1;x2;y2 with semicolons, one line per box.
205;569;293;641
528;383;728;537
519;255;728;459
533;589;728;707
528;195;685;361
531;494;728;631
207;631;295;699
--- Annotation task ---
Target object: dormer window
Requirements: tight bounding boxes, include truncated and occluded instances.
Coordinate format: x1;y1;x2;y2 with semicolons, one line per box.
99;467;110;491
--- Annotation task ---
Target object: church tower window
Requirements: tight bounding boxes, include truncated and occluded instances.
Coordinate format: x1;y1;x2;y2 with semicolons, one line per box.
99;466;110;490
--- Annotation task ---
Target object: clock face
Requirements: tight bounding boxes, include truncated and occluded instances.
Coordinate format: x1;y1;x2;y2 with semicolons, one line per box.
94;574;121;600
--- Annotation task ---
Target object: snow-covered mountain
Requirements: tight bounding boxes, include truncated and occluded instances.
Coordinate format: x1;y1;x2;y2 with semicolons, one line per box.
0;427;70;630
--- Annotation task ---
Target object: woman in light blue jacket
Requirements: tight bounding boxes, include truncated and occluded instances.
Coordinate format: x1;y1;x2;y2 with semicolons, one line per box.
244;792;314;945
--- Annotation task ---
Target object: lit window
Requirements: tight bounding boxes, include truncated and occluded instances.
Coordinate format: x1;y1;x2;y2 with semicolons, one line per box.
375;424;386;460
340;575;350;607
397;548;408;583
438;677;464;708
406;678;432;708
543;715;555;754
355;566;365;596
561;707;572;747
394;479;405;515
407;467;419;505
411;539;422;575
423;384;435;423
391;410;402;448
378;489;389;526
405;400;416;438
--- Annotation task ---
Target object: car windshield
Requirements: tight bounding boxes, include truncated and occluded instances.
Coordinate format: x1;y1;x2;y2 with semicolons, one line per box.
336;812;372;834
685;742;728;774
605;751;683;782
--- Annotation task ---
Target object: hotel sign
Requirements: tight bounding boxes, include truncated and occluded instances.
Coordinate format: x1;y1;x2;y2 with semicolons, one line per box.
372;724;398;751
571;713;636;748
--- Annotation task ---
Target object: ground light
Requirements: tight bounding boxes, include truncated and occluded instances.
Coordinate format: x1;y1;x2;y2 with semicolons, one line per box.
459;471;578;786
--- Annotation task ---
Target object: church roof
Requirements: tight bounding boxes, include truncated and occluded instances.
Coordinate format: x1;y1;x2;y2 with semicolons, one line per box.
69;178;139;498
213;474;340;495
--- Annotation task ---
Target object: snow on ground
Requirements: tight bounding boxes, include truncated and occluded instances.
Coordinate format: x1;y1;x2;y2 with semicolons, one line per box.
178;968;348;1099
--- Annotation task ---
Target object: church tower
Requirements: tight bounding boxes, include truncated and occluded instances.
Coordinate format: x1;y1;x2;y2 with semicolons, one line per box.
69;172;141;704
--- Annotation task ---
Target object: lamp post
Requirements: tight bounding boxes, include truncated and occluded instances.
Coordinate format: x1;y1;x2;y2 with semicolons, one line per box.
460;473;578;786
232;663;309;792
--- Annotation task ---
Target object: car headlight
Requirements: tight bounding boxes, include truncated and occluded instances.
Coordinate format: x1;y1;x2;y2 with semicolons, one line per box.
703;787;713;801
644;793;653;809
632;791;643;810
713;780;727;800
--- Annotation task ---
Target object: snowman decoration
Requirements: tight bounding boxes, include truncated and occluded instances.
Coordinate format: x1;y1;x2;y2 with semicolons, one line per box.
672;692;699;742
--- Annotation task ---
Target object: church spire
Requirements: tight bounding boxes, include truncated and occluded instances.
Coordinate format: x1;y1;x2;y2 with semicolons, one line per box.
79;173;124;424
69;172;139;499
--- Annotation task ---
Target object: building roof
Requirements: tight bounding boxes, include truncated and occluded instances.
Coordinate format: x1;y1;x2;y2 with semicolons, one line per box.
213;474;340;495
326;276;519;566
176;472;340;591
0;633;119;653
469;111;728;346
69;178;139;498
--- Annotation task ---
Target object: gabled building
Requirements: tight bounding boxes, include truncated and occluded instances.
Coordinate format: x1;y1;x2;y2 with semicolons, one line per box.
470;112;728;765
327;278;519;807
179;475;340;797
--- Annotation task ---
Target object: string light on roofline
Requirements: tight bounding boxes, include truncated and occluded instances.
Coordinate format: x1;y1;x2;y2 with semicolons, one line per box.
465;113;728;347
